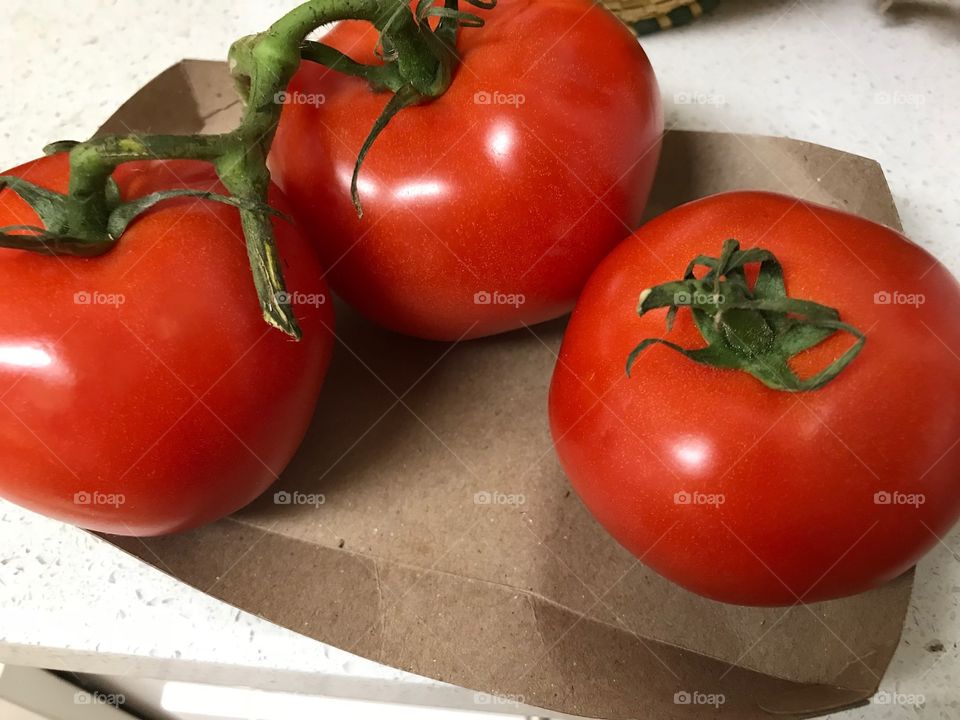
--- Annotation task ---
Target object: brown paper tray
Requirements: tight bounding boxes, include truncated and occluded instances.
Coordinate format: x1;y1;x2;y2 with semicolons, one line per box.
99;60;911;720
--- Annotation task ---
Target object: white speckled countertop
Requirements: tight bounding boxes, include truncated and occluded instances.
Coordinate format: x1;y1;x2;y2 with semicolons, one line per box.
1;1;958;718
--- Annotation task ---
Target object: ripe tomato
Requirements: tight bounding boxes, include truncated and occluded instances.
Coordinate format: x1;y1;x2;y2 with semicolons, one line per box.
549;191;960;605
0;154;334;536
271;0;662;340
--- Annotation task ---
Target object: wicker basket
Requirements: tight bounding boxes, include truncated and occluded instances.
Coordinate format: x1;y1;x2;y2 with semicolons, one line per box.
602;0;721;35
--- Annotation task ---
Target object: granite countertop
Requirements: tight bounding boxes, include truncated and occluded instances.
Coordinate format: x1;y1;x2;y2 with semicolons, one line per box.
0;1;957;718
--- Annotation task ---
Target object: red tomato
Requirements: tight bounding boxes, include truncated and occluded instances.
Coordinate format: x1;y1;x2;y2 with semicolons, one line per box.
271;0;662;340
549;191;960;605
0;154;334;536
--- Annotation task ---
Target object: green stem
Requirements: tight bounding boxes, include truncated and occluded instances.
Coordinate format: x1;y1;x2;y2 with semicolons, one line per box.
300;41;403;90
66;135;227;240
626;239;866;392
43;0;474;338
0;226;113;257
216;143;301;339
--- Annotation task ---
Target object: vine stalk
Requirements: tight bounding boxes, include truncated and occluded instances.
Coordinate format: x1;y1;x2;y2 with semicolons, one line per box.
0;0;487;338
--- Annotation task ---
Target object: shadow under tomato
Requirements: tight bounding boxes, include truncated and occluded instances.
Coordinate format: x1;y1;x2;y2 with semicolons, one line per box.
236;301;572;538
241;299;459;515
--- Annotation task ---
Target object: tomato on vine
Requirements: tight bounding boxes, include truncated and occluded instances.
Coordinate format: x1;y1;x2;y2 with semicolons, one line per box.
0;156;334;535
272;0;663;340
0;0;507;534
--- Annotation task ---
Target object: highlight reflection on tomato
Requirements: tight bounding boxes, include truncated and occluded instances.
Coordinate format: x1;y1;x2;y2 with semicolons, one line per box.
272;0;663;340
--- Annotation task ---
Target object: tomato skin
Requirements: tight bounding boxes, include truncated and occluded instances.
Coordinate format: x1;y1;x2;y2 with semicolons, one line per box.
549;191;960;605
0;154;334;536
271;0;662;340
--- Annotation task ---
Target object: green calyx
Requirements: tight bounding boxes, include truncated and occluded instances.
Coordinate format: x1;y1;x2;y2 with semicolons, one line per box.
0;175;280;254
0;0;493;339
626;239;866;392
0;175;117;256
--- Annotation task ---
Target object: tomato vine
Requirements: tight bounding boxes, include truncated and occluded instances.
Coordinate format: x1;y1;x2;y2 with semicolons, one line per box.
0;0;494;339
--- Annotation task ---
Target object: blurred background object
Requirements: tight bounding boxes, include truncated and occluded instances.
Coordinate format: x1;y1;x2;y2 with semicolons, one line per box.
602;0;721;34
